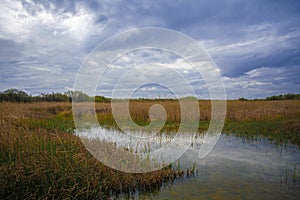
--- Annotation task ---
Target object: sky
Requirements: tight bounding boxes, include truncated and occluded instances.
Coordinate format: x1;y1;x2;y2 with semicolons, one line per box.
0;0;299;99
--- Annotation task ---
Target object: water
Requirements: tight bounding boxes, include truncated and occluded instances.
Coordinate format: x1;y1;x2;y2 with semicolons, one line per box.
76;128;204;172
76;129;300;199
155;135;300;200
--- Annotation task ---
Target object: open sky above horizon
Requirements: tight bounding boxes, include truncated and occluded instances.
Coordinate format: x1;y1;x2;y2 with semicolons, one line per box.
0;0;299;99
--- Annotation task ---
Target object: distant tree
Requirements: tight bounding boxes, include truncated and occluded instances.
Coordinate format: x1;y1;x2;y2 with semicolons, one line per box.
0;88;31;102
35;92;69;102
180;96;198;100
266;93;300;100
64;90;74;102
95;95;111;103
238;97;248;101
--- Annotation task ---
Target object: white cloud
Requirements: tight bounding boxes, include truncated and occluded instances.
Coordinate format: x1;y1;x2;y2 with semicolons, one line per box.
0;0;107;42
0;0;299;99
199;24;299;57
0;0;111;94
223;66;300;99
197;23;300;76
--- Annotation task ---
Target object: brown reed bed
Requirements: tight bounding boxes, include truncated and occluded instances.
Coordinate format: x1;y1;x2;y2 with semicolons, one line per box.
96;100;300;145
1;100;300;198
0;102;179;199
97;99;300;122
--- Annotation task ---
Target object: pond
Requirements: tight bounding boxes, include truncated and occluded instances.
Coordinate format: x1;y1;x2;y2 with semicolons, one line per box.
154;135;300;200
76;129;300;199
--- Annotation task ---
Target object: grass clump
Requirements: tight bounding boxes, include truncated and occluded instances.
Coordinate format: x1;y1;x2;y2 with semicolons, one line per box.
0;103;176;199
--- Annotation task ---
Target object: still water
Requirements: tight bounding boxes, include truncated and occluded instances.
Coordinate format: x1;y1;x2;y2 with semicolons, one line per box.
154;135;300;200
76;129;300;199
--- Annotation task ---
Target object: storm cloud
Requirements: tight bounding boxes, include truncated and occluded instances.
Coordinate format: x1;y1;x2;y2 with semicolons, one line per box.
1;0;299;98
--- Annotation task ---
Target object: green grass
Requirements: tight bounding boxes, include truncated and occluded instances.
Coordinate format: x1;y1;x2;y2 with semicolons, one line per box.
20;116;75;133
223;118;300;147
97;112;300;147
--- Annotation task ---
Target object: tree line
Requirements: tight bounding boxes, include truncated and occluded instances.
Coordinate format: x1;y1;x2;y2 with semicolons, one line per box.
239;93;300;101
0;88;299;103
0;89;111;103
265;93;300;100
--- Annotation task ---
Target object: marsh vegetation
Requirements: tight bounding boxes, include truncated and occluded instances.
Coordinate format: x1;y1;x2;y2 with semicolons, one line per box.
0;99;300;199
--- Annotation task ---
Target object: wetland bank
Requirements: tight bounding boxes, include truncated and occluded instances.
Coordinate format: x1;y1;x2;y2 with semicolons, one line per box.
1;99;300;199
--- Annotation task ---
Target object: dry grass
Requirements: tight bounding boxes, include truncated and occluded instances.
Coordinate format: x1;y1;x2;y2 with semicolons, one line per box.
96;100;300;122
226;100;300;121
0;102;177;199
1;100;300;198
96;100;300;144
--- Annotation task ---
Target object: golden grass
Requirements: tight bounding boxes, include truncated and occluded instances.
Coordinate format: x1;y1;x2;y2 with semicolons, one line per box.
95;100;300;122
0;102;177;199
97;100;300;145
1;100;300;198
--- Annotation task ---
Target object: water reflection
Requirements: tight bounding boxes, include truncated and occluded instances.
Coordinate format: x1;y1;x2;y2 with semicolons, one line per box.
158;134;300;200
76;128;300;199
76;127;204;151
75;127;204;172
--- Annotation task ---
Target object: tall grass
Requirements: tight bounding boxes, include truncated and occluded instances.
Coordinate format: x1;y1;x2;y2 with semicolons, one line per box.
1;100;299;198
96;100;300;145
0;103;176;199
96;100;300;122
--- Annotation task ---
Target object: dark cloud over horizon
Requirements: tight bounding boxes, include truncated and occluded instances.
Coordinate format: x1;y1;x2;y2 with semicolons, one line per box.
0;0;299;99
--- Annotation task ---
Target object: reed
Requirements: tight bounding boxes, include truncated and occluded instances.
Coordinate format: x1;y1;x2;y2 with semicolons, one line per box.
1;100;299;198
95;99;300;122
96;100;300;146
0;103;177;199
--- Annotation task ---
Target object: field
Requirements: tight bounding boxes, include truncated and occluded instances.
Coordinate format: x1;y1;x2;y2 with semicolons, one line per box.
1;100;300;199
98;100;300;145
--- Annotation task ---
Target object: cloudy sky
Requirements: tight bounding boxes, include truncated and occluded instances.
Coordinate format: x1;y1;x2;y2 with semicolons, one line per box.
0;0;299;99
